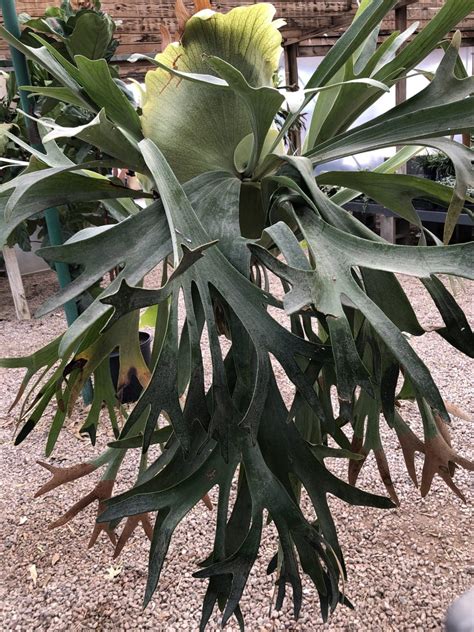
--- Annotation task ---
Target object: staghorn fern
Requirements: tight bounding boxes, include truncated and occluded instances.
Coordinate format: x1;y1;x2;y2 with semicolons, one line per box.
1;1;474;629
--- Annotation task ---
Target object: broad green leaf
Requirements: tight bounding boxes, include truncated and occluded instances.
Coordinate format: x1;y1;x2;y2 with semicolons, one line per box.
3;119;76;168
306;32;474;162
273;0;398;148
38;201;171;355
306;0;474;147
330;146;423;207
379;1;474;85
141;4;283;182
41;110;146;171
65;11;114;60
308;97;474;165
422;277;474;357
305;23;418;147
0;26;91;109
0;170;144;248
108;426;173;449
74;56;142;139
19;85;90;109
204;56;284;175
306;0;397;89
1;159;116;214
250;209;473;420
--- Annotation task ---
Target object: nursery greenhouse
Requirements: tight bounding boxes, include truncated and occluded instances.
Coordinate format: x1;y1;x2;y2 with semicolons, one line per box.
0;1;473;630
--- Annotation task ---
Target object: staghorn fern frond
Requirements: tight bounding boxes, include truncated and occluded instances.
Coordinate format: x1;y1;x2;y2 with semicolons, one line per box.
1;1;473;628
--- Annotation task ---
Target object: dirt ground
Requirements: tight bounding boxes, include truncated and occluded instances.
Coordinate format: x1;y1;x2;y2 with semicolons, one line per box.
0;270;473;631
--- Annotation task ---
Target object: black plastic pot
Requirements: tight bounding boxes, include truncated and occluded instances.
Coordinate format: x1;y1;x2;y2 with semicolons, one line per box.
109;331;152;404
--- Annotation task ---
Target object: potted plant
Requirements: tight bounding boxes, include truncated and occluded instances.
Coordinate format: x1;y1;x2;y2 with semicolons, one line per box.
1;0;473;628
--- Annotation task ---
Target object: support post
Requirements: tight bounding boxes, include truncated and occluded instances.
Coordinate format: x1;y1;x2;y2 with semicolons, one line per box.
394;5;408;117
2;246;31;320
380;4;408;243
284;43;301;153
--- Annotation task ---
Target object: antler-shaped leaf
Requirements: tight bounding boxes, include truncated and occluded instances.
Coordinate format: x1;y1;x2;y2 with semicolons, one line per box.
48;478;118;547
113;513;154;558
420;414;474;502
250;208;473;422
392;412;425;488
35;460;97;497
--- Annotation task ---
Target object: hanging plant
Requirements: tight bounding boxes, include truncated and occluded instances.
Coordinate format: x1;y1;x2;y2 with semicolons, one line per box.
1;0;473;628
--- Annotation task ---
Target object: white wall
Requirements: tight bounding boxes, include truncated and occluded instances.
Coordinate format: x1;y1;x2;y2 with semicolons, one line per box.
14;241;49;276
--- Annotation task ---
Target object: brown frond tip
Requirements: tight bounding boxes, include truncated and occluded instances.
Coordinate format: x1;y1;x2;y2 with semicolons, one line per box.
113;513;154;559
202;492;213;511
176;0;191;34
88;481;118;549
420;416;474;502
160;24;172;51
394;425;425;488
348;435;367;487
194;0;212;11
35;461;96;497
374;448;400;507
48;479;118;548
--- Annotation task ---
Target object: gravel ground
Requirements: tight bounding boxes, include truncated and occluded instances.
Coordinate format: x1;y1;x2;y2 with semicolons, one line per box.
0;270;473;631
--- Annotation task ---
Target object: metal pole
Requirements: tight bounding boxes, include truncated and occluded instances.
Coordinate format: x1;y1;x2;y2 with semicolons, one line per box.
1;0;78;326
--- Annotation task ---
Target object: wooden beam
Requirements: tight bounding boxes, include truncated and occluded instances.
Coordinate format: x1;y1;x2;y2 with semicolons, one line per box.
284;14;353;47
381;3;409;243
283;0;419;47
395;5;408;107
393;0;419;8
285;42;299;89
2;246;31;320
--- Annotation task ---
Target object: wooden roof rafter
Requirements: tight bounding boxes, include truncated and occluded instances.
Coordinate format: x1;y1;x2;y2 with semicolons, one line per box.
283;0;420;47
1;1;473;72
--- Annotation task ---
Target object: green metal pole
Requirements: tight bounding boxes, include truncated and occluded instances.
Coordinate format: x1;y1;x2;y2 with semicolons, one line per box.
1;0;78;326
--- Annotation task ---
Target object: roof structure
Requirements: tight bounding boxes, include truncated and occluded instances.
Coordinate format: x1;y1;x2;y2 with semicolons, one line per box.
1;1;473;72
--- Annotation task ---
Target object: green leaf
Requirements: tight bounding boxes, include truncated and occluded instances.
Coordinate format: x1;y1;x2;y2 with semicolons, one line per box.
309;36;474;165
65;11;114;60
422;138;474;245
204;56;284;175
309;97;474;165
141;3;283;181
108;426;173;449
0;26;91;109
41;110;146;171
250;207;473;420
19;85;89;109
306;0;397;89
329;146;423;207
3;120;76;168
274;0;398;147
0;170;144;249
306;0;474;147
422;277;474;357
74;56;142;139
318;171;472;232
